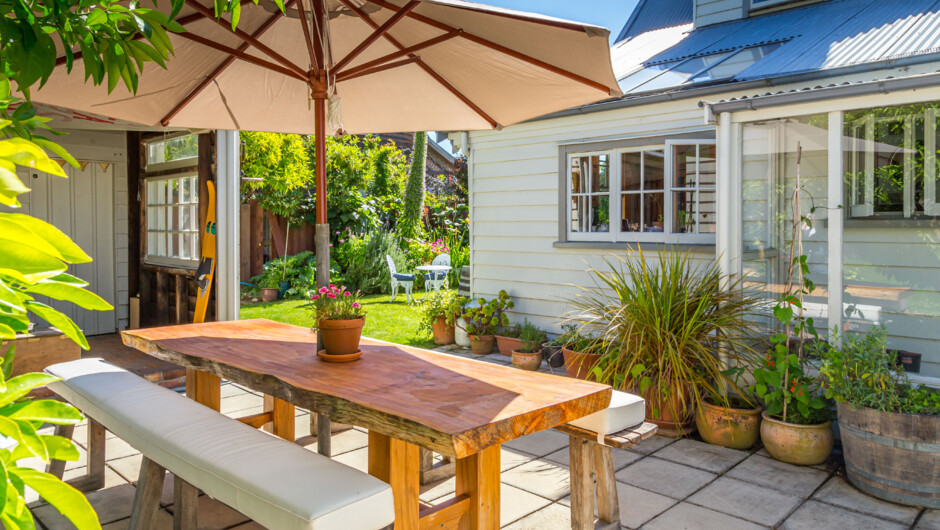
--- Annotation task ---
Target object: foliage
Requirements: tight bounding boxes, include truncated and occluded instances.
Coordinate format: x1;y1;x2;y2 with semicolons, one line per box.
819;325;940;416
250;252;316;299
368;144;406;198
398;131;427;240
441;230;469;290
418;289;462;332
753;348;830;424
568;249;765;420
336;230;407;295
241;132;312;225
549;323;606;354
496;323;520;338
307;284;364;324
425;193;468;241
459;290;512;336
517;320;544;353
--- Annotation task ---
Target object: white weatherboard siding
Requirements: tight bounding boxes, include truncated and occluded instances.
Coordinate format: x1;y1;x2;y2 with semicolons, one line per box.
695;0;745;27
15;130;128;336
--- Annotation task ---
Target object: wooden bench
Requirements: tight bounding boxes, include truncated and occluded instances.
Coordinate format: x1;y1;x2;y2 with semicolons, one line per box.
45;358;394;530
554;390;658;530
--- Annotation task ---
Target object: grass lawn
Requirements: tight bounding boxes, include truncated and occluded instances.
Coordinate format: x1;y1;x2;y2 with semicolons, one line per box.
240;294;437;349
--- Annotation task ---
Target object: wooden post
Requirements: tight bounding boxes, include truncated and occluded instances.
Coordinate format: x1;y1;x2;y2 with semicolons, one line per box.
261;395;295;441
455;444;500;530
593;444;620;529
249;200;263;277
86;419;106;491
368;432;420;530
185;368;221;412
173;478;199;530
174;274;187;324
127;131;141;299
130;457;166;530
569;437;595;530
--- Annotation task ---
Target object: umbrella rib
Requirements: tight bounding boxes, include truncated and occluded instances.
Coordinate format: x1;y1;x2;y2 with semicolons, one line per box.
161;1;294;127
295;0;318;74
334;29;461;81
338;0;497;128
335;56;419;83
176;32;307;82
331;0;419;74
185;0;307;80
364;0;613;94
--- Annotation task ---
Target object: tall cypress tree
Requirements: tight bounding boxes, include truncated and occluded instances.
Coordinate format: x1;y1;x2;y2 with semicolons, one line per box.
399;131;427;239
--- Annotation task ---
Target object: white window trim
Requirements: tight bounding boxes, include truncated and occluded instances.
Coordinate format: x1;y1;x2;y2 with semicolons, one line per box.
144;133;198;172
143;173;200;270
565;140;717;245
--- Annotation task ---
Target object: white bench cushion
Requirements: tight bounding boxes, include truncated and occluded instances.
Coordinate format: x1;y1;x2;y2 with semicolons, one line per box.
46;358;394;530
567;390;645;436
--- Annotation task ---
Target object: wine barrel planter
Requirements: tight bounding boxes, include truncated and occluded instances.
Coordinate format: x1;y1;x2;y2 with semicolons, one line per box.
837;401;940;508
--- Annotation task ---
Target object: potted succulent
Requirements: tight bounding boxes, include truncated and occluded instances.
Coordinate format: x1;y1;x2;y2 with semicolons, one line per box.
459;290;512;355
511;320;544;371
308;285;366;361
819;325;940;507
258;276;280;303
495;323;521;356
419;290;462;345
569;249;764;436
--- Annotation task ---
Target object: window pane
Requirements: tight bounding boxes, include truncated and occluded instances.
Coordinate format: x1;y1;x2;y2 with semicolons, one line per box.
571;158;584;193
146;180;158;206
698;144;717;187
181;177;192;204
169;232;179;258
645;149;665;191
620;193;641;232
168;206;179;231
181;234;193;260
674;191;696;233
698;189;716;233
645;193;664;232
147;233;158;256
181;205;192;231
591;155;609;193
156;207;166;230
146;207;158;230
571;197;584;232
674;145;697;188
157;233;166;256
591;195;610;232
622;152;642;191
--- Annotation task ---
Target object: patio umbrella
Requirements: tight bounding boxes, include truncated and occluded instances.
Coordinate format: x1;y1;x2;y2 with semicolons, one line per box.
33;0;621;294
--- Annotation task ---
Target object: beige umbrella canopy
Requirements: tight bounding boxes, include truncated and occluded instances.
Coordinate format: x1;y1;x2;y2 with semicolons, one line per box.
35;0;622;134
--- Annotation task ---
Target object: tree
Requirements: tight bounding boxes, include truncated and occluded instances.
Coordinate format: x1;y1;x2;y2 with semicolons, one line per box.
399;131;427;240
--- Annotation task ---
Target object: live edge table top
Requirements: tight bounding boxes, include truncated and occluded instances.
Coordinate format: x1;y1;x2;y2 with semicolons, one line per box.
121;319;612;459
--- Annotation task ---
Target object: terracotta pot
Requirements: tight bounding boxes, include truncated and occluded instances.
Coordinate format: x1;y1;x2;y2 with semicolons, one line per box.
760;412;833;466
431;316;456;345
495;335;522;356
643;385;695;435
260;288;279;302
562;348;601;380
468;334;496;355
695;400;762;450
511;349;542;371
318;317;365;356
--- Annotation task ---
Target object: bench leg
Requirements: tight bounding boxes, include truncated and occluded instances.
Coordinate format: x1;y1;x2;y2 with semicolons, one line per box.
419;447;456;485
130;457;166;530
46;424;75;479
173;476;199;530
569;437;595;530
594;444;620;530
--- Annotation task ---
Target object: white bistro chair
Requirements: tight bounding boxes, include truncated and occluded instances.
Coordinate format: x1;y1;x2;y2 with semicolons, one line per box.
386;255;415;303
424;253;451;293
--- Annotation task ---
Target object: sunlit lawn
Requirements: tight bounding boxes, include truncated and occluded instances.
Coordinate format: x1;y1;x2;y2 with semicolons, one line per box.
240;294;436;349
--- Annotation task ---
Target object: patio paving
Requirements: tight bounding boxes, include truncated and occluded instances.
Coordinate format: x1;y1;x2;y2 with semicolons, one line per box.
25;347;940;529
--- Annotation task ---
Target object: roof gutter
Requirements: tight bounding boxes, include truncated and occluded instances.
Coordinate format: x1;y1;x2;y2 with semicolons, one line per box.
703;70;940;114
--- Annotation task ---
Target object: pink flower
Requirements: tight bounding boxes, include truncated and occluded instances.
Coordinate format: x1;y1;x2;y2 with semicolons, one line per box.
352;302;360;308
319;287;328;294
330;284;336;289
339;239;345;243
340;286;346;291
327;293;336;299
311;294;319;300
344;292;351;297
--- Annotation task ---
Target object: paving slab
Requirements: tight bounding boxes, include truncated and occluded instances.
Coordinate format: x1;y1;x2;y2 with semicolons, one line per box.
559;480;677;529
333;446;368;473
498;484;553;525
917;510;940;529
105;436;141;460
503;429;570;457
33;483;138;527
781;500;908;530
812;477;920;526
101;509;174;529
166;495;250;529
726;454;829;497
303;427;369;456
643;502;767;530
504;502;571;530
220;393;264;415
107;454;144;484
630;434;677;455
420;477;456;503
616;456;716;499
483;353;512;365
502;447;536;472
500;459;570;501
687;476;802;527
545;445;641;471
654;438;749;473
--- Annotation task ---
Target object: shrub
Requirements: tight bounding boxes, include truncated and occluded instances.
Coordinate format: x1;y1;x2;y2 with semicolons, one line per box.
517;320;544;353
418;289;462;333
342;230;407;295
460;290;513;336
250;252;316;299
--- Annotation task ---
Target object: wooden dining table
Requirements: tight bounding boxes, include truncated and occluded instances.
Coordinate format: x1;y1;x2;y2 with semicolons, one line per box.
121;319;613;529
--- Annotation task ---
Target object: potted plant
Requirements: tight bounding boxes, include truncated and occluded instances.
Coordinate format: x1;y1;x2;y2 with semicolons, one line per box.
695;368;762;450
543;323;578;369
459;290;512;355
419;290;462;345
308;285;366;360
560;331;606;381
495;323;521;356
511;320;544;371
819;325;940;507
259;276;280;302
569;249;765;436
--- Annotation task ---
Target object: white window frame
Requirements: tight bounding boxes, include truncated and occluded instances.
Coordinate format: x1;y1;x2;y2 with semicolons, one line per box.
144;133;199;172
564;140;717;245
143;173;200;269
567;150;613;241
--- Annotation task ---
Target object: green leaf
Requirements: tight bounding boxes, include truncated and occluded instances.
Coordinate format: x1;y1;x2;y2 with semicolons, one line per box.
0;242;65;284
12;419;46;461
0;138;66;177
11;468;99;529
30;137;78;169
22;302;87;349
0;280;25;312
38;435;80;462
0;164;29;207
0;458;7;515
0;213;91;263
0;373;58;408
772;305;793;324
25;283;112;311
85;8;107;26
9;400;83;424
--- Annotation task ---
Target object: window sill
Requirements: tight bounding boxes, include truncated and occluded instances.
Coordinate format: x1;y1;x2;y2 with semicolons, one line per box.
835;217;940;229
553;241;716;253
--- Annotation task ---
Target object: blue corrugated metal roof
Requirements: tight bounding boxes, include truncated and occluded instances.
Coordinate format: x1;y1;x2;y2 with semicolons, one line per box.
623;0;940;94
615;0;693;43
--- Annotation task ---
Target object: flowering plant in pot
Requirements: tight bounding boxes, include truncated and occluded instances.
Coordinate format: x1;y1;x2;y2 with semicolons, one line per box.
308;285;366;359
459;291;512;355
511;320;544;371
419;290;461;345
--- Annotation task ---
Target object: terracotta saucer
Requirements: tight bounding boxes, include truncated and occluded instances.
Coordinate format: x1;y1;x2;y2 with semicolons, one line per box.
317;349;362;363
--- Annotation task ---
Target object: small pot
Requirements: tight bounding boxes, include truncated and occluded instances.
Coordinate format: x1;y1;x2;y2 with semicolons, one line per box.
318;317;365;356
260;288;279;302
512;349;542;371
543;345;565;368
468;334;496;355
495;335;522;356
695;400;762;450
431;316;456;345
760;412;833;466
277;281;290;299
562;348;601;380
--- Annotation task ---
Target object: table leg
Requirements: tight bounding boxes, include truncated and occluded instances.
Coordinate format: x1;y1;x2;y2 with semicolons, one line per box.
262;395;295;442
368;432;420;530
185;368;220;411
456;444;500;530
569;437;595;530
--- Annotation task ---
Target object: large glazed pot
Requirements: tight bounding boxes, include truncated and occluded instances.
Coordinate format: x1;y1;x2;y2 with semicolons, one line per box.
761;412;833;466
431;317;455;345
837;401;940;508
318;318;365;356
562;348;601;381
695;400;761;450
